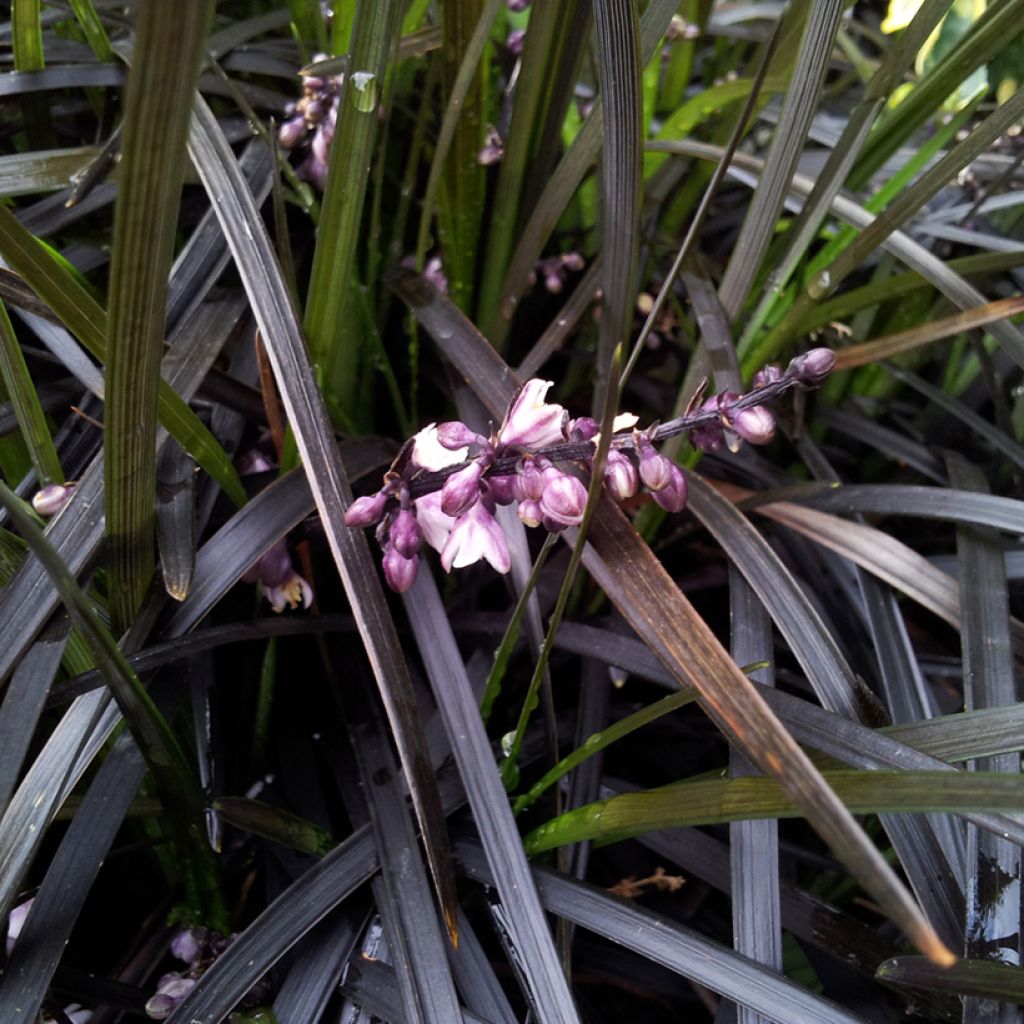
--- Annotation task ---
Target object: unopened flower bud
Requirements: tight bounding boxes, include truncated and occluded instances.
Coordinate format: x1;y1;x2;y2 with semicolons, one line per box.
441;460;485;517
278;116;307;149
486;474;518;505
518;498;543;527
170;926;207;966
383;544;419;593
729;405;775;445
562;251;584;272
788;347;836;385
344;490;388;527
752;364;783;388
570;416;599;441
638;441;671;492
507;27;526;55
390;508;423;557
32;482;74;516
518;457;546;501
540;468;588;526
506;0;531;9
436;421;480;450
689;397;725;452
604;450;638;500
652;463;687;513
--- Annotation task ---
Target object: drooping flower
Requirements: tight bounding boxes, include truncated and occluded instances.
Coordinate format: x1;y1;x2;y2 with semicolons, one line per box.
604;450;638;501
652;463;687;513
539;468;588;527
6;897;32;956
383;543;419;593
244;539;314;613
414;491;457;552
411;423;467;470
440;502;511;574
441;459;487;518
170;926;208;966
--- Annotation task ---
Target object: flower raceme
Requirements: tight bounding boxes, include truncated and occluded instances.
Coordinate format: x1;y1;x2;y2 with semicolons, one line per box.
344;351;836;592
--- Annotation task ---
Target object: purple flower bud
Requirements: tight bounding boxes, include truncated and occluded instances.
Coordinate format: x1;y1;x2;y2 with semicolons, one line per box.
518;457;546;501
604;450;638;500
562;251;585;272
517;498;543;527
389;508;422;557
441;503;511;573
652;463;687;513
278;116;307;149
638;441;671;492
500;379;567;449
441;460;485;517
752;364;783;388
311;124;331;167
788;347;836;385
345;491;388;527
690;397;725;452
729;405;775;445
570;416;599;441
486;474;518;505
32;482;74;517
507;27;526;55
157;976;196;999
382;544;419;593
544;272;563;293
170;926;207;966
423;255;448;294
436;421;480;450
540;468;588;526
506;0;531;10
145;993;177;1020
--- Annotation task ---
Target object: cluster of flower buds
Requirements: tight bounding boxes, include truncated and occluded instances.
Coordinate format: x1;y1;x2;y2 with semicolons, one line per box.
146;927;270;1020
344;349;835;593
278;56;341;192
243;537;313;613
529;252;585;294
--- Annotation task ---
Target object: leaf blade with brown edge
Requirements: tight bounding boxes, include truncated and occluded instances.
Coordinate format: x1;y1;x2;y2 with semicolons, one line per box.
388;267;956;967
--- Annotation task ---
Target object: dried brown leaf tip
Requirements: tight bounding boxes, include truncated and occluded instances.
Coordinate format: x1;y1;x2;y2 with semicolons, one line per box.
608;867;686;899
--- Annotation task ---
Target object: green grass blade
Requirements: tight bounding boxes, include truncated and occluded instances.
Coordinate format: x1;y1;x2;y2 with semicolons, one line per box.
304;0;402;420
11;0;44;70
877;957;1024;1004
717;0;845;319
0;298;62;484
0;204;246;508
431;0;491;312
524;770;1024;852
105;0;216;628
67;0;116;63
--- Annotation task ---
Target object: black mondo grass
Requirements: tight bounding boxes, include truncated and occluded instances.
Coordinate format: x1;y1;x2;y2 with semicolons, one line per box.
0;2;1022;1024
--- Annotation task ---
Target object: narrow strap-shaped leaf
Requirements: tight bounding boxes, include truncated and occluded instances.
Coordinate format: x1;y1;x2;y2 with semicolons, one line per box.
877;957;1024;1004
456;839;869;1024
392;269;955;965
404;569;582;1023
524;770;1024;851
303;0;402;413
0;204;246;506
187;94;460;946
104;0;216;627
729;569;781;1024
948;453;1020;1022
0;297;62;483
717;0;845;319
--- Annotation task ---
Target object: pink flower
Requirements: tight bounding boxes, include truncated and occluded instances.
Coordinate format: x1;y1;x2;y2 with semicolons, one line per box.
441;460;486;517
383;544;419;593
411;424;467;470
499;380;567;449
540;468;588;526
414;491;456;552
440;503;511;573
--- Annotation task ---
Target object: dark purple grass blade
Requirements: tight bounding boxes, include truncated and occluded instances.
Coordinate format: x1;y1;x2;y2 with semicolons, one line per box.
272;903;370;1024
686;472;868;722
0;728;146;1023
0;622;69;809
186;95;460;944
456;839;870;1024
403;569;581;1023
948;454;1020;1023
728;569;781;1024
345;678;463;1021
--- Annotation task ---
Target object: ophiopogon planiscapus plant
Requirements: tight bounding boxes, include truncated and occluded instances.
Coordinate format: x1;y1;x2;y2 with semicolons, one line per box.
344;348;836;592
